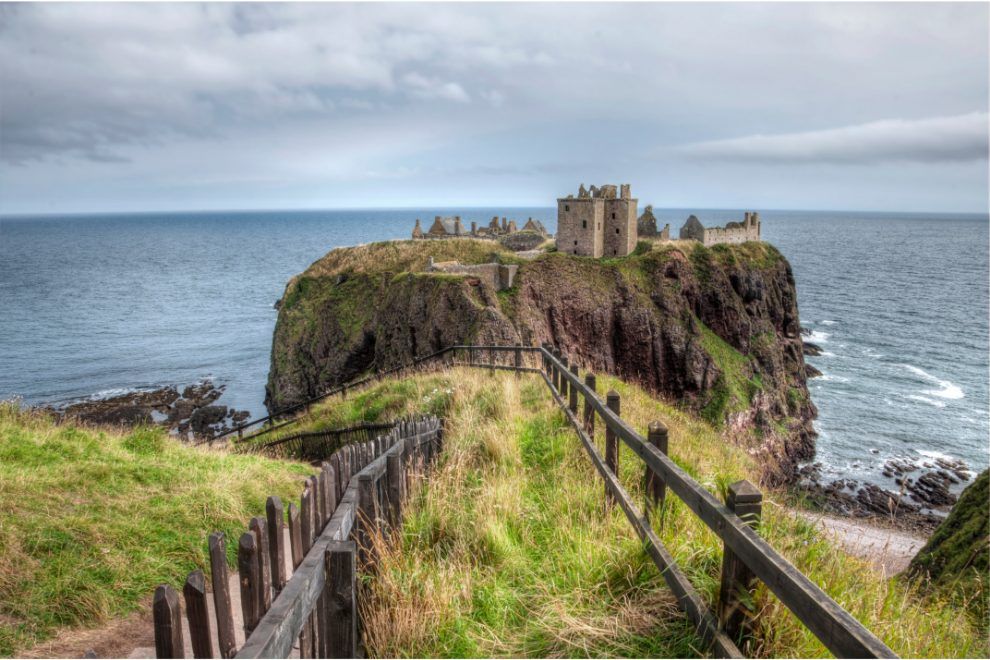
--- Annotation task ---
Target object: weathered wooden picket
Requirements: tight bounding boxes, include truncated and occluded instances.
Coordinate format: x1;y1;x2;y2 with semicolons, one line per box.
152;416;443;659
160;344;896;659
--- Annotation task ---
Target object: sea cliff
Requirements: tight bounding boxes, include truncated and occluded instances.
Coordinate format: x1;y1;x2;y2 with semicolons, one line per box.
266;239;817;483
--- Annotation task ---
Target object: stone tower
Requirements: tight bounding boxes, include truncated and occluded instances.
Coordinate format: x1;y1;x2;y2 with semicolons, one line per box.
556;183;638;257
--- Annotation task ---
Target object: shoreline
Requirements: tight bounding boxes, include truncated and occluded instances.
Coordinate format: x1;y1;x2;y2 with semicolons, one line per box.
795;510;928;575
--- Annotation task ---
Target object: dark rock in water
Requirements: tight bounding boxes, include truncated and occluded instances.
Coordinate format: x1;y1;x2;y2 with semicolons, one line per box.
190;405;228;435
229;409;250;424
805;364;823;379
274;298;282;310
801;326;812;337
909;470;988;589
182;382;224;406
49;379;239;441
802;341;823;356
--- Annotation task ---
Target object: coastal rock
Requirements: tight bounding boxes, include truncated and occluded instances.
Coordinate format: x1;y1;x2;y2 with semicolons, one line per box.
50;380;233;440
267;239;817;485
805;364;823;379
802;341;823;356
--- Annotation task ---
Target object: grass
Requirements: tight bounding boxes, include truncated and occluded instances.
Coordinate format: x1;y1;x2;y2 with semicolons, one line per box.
695;319;763;426
308;367;988;658
0;402;315;656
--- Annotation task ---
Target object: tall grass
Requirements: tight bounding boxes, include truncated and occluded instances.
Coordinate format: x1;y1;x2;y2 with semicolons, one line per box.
0;402;314;656
331;369;986;658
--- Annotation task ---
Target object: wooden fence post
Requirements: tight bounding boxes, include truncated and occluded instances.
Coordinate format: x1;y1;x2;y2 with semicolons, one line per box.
604;391;620;507
514;346;522;375
237;532;261;637
718;480;763;646
386;447;403;527
356;473;378;566
249;517;272;615
298;487;314;659
583;373;596;436
645;421;669;524
266;497;287;596
183;570;214;658
153;584;185;659
568;363;579;413
208;533;237;659
559;353;568;399
326;541;358;659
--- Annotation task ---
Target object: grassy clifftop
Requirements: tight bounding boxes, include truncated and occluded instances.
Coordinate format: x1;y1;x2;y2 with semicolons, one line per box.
268;237;814;485
0;403;314;656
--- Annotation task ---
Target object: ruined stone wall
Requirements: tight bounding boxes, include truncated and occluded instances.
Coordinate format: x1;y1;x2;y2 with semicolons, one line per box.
701;221;760;246
557;198;604;257
430;262;518;291
603;198;638;257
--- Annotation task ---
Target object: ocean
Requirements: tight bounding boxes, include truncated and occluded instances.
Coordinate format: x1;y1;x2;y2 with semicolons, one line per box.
1;208;987;486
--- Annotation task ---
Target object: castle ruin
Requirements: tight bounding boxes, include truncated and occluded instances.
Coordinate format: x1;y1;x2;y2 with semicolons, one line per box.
556;183;638;257
412;215;547;241
427;256;518;291
679;212;761;246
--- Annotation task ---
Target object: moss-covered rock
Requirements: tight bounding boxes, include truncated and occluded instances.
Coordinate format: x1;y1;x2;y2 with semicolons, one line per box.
909;469;989;586
266;238;816;483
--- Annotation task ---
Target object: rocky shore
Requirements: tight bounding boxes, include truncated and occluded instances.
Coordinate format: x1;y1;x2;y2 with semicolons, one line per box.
797;455;974;534
46;380;249;440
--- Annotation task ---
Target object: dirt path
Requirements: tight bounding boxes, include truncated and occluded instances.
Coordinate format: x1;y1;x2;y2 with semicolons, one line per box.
798;511;928;575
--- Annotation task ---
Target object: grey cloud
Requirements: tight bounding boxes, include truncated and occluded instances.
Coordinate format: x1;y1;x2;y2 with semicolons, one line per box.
674;113;990;165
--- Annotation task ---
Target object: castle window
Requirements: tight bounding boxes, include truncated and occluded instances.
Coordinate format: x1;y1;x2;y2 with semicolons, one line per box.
565;204;570;212
582;220;587;229
615;228;620;234
574;240;578;246
611;212;616;219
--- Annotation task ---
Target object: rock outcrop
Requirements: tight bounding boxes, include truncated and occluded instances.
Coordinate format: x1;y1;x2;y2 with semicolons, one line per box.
266;239;817;483
909;469;989;585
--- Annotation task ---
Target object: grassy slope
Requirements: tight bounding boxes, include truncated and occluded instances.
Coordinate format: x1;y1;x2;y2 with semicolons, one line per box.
0;403;315;656
293;368;985;658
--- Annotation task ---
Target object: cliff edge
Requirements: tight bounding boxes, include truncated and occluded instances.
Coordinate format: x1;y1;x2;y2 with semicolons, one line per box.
266;238;817;483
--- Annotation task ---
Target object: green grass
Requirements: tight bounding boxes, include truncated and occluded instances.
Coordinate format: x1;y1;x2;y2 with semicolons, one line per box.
331;368;986;658
0;402;315;656
695;319;763;425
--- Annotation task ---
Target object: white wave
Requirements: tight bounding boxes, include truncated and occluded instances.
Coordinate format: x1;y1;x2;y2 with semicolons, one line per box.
806;329;830;343
905;394;947;409
820;320;838;326
819;351;836;357
902;364;965;400
916;448;959;462
819;374;850;383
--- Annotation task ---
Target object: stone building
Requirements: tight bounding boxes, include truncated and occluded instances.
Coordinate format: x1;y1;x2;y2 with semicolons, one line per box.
427;256;518;291
637;205;670;240
556;183;638;257
679;212;761;246
412;214;545;241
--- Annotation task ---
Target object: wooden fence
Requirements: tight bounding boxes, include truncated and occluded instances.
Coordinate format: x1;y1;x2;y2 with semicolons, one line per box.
170;343;896;658
234;422;396;462
152;416;443;659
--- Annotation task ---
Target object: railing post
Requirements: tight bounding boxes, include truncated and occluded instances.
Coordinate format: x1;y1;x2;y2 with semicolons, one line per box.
153;584;185;659
559;353;568;399
718;480;763;647
326;541;358;658
183;570;214;659
356;473;378;566
568;363;579;413
237;531;261;637
645;421;669;525
386;447;403;527
604;391;620;507
249;517;272;616
208;533;237;659
583;373;596;436
514;346;522;375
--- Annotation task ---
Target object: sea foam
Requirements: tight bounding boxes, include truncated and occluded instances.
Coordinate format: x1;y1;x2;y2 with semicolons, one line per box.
902;364;965;400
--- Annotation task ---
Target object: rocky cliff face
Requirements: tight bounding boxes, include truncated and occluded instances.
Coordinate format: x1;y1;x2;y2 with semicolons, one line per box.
267;239;817;484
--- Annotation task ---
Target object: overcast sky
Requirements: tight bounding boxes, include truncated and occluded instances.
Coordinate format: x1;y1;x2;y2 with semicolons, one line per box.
1;2;987;215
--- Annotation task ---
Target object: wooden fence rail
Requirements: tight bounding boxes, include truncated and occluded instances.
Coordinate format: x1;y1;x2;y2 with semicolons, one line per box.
153;417;443;659
163;343;894;659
